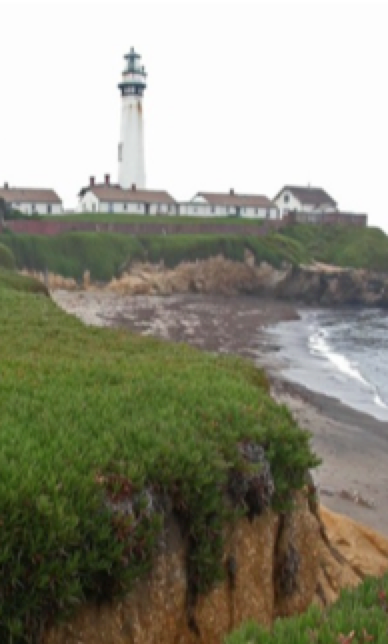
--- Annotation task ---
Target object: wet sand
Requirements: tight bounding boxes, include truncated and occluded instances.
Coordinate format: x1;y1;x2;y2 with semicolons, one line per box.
52;290;388;536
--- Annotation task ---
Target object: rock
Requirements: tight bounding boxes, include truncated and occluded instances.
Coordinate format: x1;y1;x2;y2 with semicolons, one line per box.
23;258;388;306
43;495;388;644
275;264;388;307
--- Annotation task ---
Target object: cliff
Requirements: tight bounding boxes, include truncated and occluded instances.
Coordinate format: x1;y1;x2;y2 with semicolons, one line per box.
30;255;388;308
43;493;388;644
274;263;388;307
106;259;388;307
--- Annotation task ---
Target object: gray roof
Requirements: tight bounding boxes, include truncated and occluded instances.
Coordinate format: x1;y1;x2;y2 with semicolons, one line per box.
0;187;62;204
80;184;176;204
274;185;337;208
196;192;276;208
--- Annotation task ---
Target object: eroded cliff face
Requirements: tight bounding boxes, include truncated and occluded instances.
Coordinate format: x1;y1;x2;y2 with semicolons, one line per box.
22;256;388;307
274;264;388;307
43;493;388;644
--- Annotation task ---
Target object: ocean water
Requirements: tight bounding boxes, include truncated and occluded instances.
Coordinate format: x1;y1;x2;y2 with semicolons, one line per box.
267;308;388;421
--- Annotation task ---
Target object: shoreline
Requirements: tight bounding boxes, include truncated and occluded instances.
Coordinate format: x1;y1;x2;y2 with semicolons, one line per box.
51;290;388;536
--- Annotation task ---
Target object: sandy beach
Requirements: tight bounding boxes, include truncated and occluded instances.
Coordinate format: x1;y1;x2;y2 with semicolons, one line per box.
52;290;388;536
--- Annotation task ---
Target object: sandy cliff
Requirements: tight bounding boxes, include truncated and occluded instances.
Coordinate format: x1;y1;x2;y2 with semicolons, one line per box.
22;255;388;307
43;493;388;644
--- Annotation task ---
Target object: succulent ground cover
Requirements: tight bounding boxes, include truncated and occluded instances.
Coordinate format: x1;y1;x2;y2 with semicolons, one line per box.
0;272;319;642
225;574;388;643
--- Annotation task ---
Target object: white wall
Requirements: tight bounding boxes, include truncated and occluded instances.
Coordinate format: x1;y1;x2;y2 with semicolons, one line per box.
314;202;337;213
78;198;177;215
274;190;302;216
179;203;215;216
11;202;62;215
179;203;278;219
118;95;146;190
98;201;145;214
180;203;238;216
79;190;100;213
149;203;177;215
275;189;337;216
242;206;279;219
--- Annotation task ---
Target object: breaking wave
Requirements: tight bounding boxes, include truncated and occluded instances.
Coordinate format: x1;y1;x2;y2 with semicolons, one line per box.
308;325;388;411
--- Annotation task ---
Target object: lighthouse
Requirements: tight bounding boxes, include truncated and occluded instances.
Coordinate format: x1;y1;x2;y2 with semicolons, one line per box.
118;47;147;190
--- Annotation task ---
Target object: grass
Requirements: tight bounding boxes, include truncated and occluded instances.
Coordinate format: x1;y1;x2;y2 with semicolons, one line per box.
0;268;49;295
38;212;270;225
225;574;388;643
280;224;388;273
0;273;319;642
1;232;308;281
0;242;15;269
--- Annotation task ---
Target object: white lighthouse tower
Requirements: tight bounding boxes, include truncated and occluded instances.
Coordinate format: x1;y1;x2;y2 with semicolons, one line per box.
118;47;147;189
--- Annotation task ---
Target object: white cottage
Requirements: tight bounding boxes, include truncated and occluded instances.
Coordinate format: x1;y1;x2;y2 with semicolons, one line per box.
78;177;177;215
0;183;62;215
274;185;337;218
179;190;279;219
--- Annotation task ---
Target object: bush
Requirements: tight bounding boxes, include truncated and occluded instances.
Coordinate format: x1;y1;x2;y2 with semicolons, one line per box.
0;243;15;269
0;285;320;642
225;573;388;643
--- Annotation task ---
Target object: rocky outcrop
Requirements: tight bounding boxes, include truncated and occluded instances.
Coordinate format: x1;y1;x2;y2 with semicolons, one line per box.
275;263;388;307
107;255;285;297
107;260;388;307
19;269;79;291
21;257;388;307
43;494;388;644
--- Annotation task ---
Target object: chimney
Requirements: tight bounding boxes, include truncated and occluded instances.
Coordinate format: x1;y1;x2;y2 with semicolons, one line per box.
131;184;136;191
4;182;9;190
90;176;95;187
230;188;234;196
105;174;110;185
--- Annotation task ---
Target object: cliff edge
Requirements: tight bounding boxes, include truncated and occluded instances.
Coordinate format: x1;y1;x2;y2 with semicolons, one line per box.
43;494;388;644
24;255;388;307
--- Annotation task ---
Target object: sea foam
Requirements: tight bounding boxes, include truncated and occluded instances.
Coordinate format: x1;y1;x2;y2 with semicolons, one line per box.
308;325;388;411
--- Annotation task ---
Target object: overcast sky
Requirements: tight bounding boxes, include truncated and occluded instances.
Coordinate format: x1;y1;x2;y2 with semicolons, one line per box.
1;0;387;229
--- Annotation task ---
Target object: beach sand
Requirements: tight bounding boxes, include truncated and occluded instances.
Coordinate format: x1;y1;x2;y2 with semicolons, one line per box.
52;290;388;536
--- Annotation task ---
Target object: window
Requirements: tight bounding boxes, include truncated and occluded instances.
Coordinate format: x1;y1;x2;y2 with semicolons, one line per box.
118;143;123;162
47;205;52;214
266;209;271;219
284;194;290;203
